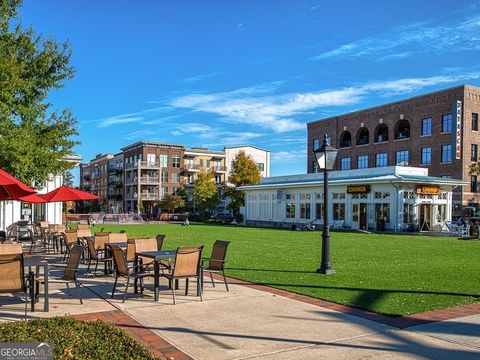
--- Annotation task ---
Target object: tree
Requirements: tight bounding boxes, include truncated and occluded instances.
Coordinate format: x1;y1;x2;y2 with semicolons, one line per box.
193;171;218;211
158;194;186;213
0;0;78;186
63;170;74;187
227;151;261;215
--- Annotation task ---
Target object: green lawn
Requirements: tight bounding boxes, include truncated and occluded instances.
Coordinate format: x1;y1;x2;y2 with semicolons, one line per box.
97;223;479;317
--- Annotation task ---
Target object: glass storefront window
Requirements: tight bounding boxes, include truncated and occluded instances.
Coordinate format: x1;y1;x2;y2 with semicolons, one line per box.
403;203;415;224
286;203;296;219
352;204;359;222
315;203;323;220
333;203;345;220
375;203;390;223
300;203;311;219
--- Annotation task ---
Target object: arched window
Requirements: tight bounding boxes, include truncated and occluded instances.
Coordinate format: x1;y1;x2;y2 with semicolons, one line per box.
375;124;388;142
357;128;369;146
339;131;352;148
395;120;410;140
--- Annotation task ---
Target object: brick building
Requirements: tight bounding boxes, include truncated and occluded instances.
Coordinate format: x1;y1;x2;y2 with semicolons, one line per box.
307;84;480;213
79;141;270;214
121;141;184;213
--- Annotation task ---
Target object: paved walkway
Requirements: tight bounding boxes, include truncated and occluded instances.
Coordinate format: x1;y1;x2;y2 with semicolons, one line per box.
1;262;479;359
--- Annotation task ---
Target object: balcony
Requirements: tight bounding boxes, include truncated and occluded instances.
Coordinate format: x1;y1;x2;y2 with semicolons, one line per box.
135;192;159;200
125;177;137;185
183;164;202;172
83;175;91;181
210;166;227;173
108;166;123;174
108;194;123;200
140;161;160;168
139;176;159;184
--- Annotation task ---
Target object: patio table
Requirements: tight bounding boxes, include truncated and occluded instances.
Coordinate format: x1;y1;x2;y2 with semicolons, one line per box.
24;256;49;312
134;250;176;301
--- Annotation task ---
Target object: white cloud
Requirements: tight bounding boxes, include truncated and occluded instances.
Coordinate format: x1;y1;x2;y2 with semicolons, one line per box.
93;106;172;128
313;15;480;61
271;149;306;163
170;70;480;133
98;116;142;128
181;72;221;84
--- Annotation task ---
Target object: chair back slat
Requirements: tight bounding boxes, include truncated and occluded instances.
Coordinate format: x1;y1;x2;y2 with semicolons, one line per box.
86;238;98;260
77;224;90;231
63;230;78;246
173;246;203;277
133;238;158;264
63;245;83;281
126;239;136;262
76;229;92;238
0;253;25;293
111;245;129;277
108;233;128;244
156;234;166;250
134;238;157;253
39;221;49;229
0;243;22;254
94;232;110;250
208;240;230;271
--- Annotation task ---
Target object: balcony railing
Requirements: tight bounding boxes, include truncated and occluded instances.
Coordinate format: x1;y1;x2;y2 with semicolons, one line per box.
134;192;159;200
140;161;160;168
183;164;202;172
139;176;159;184
108;166;123;173
210;166;227;173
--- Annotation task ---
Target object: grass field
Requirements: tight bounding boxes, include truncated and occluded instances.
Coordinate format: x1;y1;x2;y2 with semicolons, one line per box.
96;223;479;317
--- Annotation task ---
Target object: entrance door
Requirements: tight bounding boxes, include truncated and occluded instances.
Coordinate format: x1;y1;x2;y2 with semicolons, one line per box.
359;203;367;230
420;204;431;231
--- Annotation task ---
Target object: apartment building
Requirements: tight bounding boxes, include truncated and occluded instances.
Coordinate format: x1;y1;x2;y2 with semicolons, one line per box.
307;84;480;213
183;148;227;186
90;153;114;202
225;145;270;179
121;141;184;213
79;142;270;213
107;152;124;213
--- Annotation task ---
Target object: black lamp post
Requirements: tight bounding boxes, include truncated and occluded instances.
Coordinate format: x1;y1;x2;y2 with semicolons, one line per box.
314;134;338;275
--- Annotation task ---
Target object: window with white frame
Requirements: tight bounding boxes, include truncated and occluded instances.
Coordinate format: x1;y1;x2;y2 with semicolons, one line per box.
375;203;390;223
160;155;168;168
333;203;345;220
299;194;311;219
286;202;296;219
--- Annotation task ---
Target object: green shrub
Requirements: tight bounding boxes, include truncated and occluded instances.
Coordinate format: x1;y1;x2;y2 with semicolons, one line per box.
0;317;161;360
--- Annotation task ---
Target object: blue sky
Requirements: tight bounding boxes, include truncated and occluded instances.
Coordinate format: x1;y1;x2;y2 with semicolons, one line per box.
19;0;480;182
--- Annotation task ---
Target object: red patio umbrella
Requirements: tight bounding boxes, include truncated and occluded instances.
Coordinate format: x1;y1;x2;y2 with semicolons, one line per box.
40;185;99;202
19;193;48;203
0;169;36;200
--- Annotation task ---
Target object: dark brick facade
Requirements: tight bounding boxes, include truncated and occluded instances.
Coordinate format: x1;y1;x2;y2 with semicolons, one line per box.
307;84;480;209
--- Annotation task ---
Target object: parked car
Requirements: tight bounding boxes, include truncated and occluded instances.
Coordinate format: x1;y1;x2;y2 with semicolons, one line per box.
210;213;234;222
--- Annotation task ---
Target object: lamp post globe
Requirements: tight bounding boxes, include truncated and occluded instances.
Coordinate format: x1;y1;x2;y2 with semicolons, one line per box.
313;134;338;275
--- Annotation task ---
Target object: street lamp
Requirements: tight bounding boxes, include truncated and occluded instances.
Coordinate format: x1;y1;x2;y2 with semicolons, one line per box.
313;134;338;275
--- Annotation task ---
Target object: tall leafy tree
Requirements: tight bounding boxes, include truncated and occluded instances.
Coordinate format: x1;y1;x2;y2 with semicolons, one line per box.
62;170;74;187
0;0;78;186
227;151;261;215
158;194;186;213
193;170;218;211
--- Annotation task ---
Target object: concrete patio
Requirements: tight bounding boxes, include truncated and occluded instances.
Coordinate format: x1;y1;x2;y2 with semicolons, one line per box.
0;255;479;359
